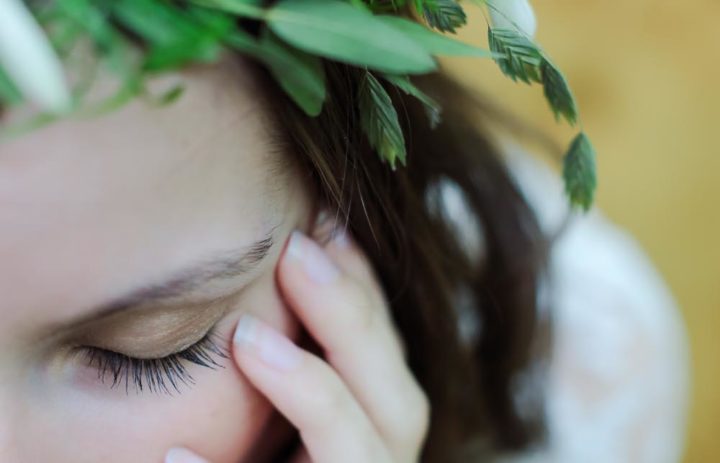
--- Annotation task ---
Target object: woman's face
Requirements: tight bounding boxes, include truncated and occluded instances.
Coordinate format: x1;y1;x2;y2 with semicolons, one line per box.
0;58;314;462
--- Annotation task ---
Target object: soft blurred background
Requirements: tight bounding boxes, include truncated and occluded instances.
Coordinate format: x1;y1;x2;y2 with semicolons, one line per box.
445;1;718;461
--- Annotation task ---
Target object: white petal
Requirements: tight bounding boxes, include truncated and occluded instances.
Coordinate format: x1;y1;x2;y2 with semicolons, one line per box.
488;0;537;38
0;0;71;113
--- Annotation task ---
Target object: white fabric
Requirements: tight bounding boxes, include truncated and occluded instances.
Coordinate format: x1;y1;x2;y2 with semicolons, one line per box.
487;0;538;38
489;147;692;463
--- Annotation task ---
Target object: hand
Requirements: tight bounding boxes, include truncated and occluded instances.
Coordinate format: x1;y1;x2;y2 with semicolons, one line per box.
166;223;429;463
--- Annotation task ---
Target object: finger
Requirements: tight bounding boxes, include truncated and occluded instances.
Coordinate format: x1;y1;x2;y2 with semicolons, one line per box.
310;212;381;296
232;314;393;463
314;223;403;355
310;214;405;357
277;230;429;461
165;447;210;463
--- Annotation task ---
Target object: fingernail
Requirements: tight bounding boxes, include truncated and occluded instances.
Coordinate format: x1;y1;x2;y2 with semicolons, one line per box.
165;447;209;463
234;314;303;371
287;230;340;284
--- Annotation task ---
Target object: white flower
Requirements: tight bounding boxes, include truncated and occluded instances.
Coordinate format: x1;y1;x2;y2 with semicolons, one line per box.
0;0;71;113
487;0;537;38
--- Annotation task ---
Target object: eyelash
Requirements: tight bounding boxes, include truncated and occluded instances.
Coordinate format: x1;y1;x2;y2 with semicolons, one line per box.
77;331;229;395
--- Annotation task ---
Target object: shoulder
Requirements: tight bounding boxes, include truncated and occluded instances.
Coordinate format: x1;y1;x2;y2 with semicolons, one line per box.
498;146;691;463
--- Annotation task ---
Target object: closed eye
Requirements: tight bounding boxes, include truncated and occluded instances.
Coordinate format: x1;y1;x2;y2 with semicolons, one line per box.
76;330;229;395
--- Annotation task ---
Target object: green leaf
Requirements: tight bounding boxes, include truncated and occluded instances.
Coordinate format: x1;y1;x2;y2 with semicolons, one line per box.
360;0;407;13
358;71;406;168
53;0;137;77
489;27;580;126
222;27;264;57
259;29;327;116
416;0;467;33
189;0;266;19
379;15;492;57
541;59;578;125
112;0;203;47
267;0;436;74
563;132;597;211
44;15;85;58
143;84;185;107
0;65;23;106
488;27;542;84
143;43;221;71
382;73;441;128
111;0;226;71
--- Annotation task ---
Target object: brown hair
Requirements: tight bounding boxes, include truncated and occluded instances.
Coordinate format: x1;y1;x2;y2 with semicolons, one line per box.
0;7;549;457
255;60;550;461
0;51;549;459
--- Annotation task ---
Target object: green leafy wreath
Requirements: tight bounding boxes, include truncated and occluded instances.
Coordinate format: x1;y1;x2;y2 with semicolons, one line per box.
0;0;596;210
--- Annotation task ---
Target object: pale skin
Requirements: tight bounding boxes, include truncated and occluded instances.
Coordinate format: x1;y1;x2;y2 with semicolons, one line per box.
0;58;428;462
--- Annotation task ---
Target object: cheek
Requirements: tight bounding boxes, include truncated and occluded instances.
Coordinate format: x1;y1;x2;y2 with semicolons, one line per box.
27;357;271;463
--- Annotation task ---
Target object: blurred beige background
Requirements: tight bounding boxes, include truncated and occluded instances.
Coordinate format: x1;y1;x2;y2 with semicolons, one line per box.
446;1;719;461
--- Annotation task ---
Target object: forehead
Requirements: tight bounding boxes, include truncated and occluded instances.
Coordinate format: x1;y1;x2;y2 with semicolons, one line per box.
0;60;287;327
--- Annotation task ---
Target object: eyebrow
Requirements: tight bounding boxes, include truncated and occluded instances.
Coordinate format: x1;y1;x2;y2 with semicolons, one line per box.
66;231;277;328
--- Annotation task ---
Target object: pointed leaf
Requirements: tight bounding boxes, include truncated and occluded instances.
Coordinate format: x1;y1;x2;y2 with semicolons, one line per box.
53;0;138;77
259;29;326;116
563;132;597;211
111;0;226;70
379;15;492;57
541;59;578;125
417;0;467;33
488;27;542;84
358;72;406;168
143;84;185;107
382;73;441;128
189;0;265;19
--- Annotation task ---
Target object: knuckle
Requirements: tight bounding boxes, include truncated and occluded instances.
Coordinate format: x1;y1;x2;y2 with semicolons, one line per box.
410;388;431;440
303;361;354;428
388;323;408;360
337;278;378;331
393;386;431;445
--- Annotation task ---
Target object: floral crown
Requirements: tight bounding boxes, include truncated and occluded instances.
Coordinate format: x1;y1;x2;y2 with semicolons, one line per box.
0;0;596;210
